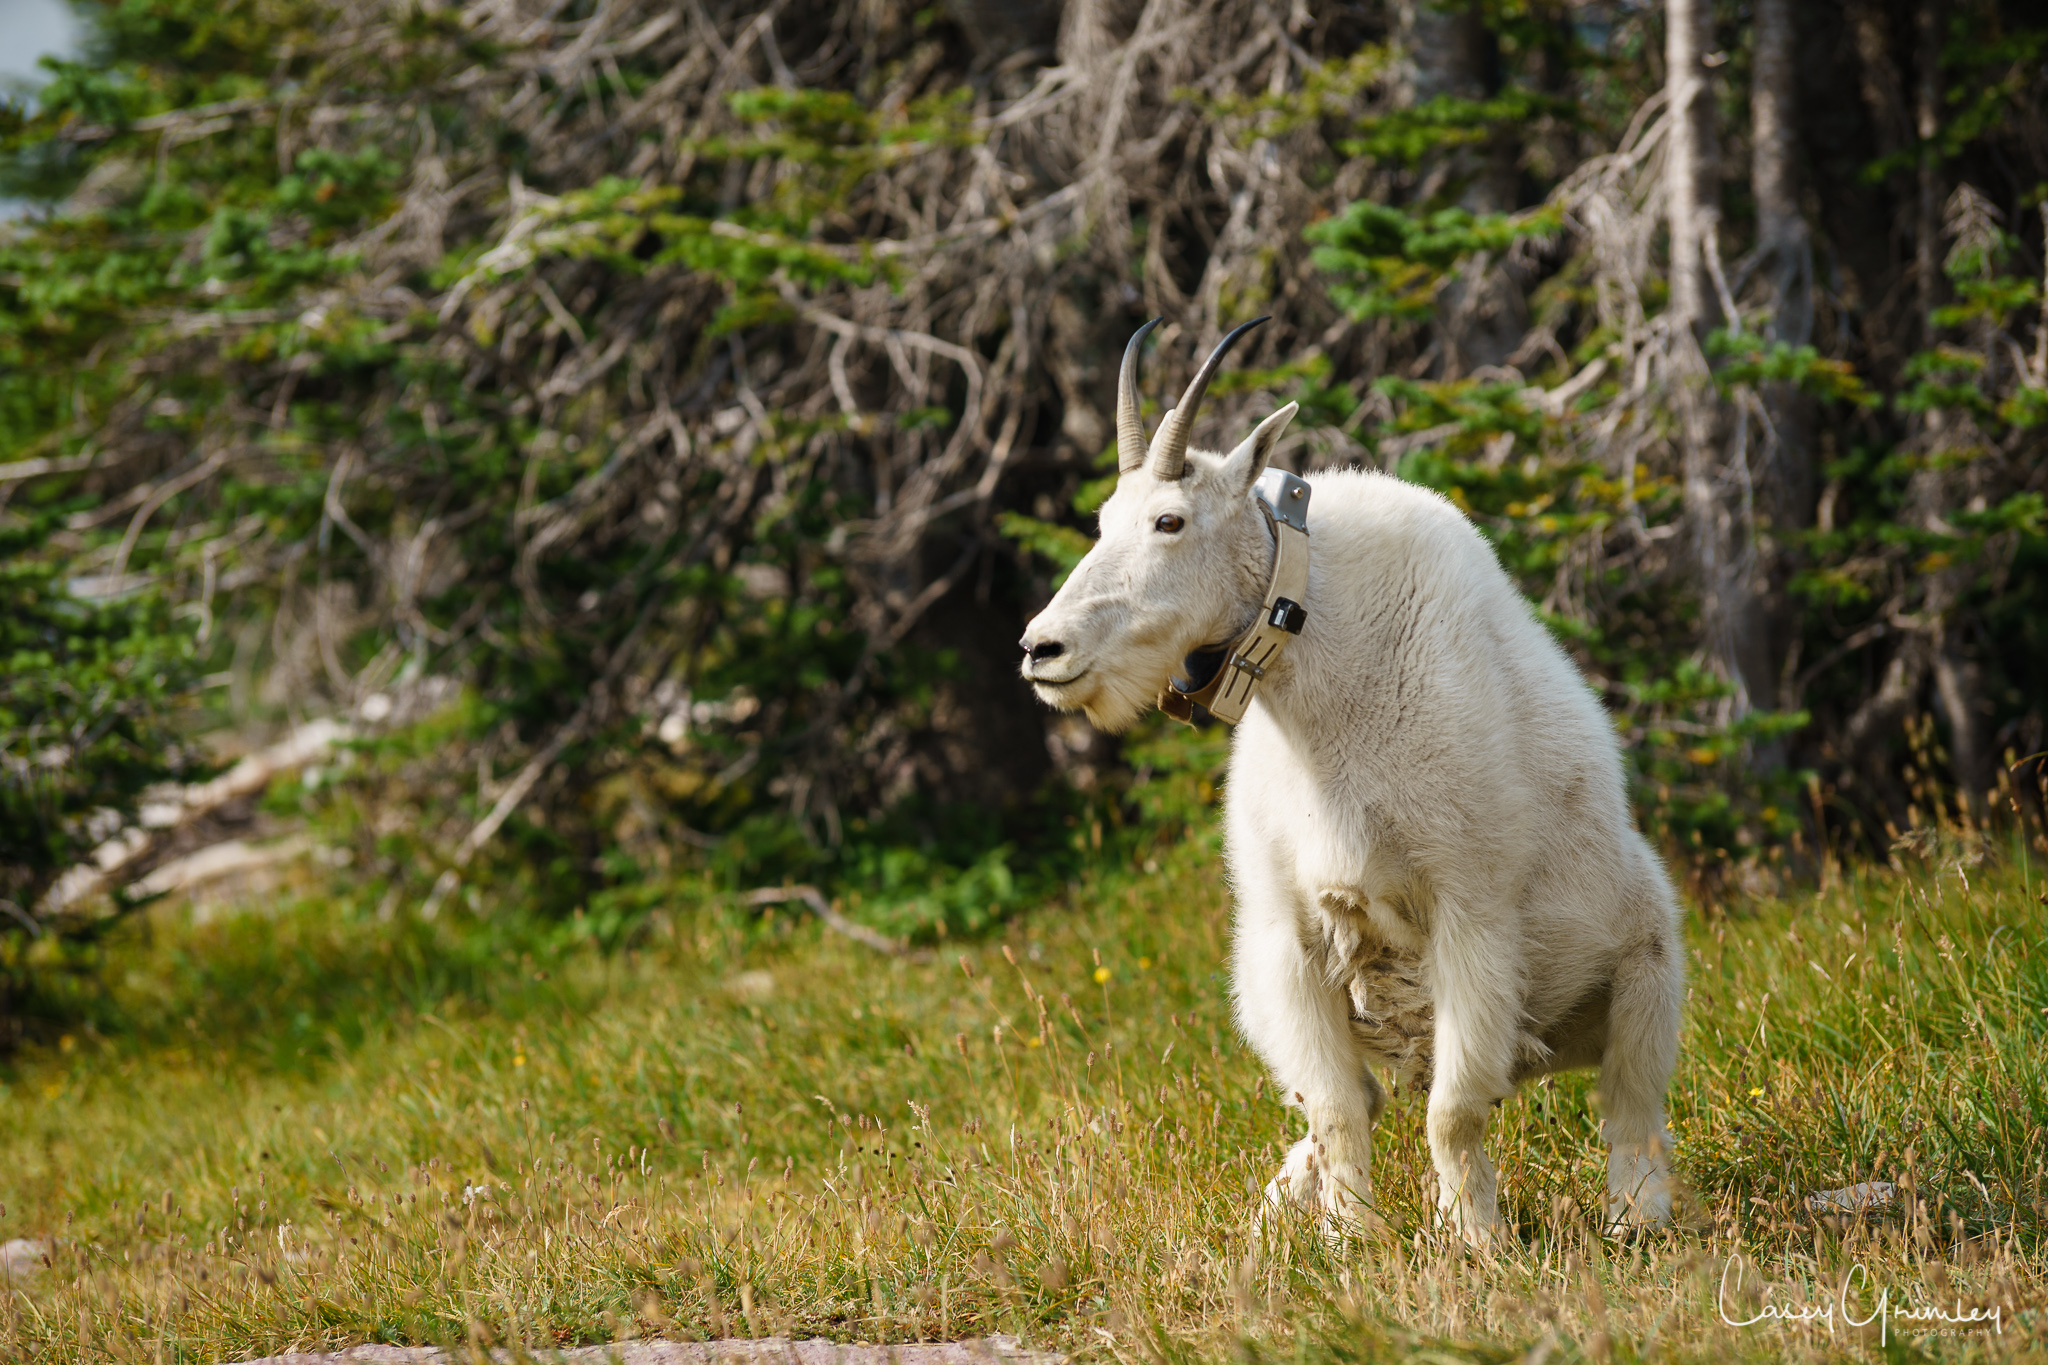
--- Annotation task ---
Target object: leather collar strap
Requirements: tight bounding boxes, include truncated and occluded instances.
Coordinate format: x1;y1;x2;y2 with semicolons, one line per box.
1159;468;1311;725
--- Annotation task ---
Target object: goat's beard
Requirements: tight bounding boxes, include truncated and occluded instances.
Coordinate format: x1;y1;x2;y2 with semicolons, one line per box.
1036;667;1160;735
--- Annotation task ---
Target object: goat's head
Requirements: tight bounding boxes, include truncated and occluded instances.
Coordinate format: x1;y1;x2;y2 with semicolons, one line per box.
1019;318;1298;732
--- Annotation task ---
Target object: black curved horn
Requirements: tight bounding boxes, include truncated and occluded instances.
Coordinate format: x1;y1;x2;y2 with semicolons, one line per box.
1116;318;1163;474
1146;316;1271;481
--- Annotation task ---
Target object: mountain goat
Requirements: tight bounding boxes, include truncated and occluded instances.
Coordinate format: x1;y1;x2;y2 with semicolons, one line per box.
1018;319;1684;1244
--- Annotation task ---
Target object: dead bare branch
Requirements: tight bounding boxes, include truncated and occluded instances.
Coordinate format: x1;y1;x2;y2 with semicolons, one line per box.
742;884;922;957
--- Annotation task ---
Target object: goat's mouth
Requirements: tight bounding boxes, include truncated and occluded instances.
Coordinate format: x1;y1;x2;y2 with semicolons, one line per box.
1023;664;1091;690
1022;655;1097;712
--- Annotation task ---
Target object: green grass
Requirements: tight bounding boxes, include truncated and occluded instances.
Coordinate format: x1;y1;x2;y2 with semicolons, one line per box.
1;832;2044;1364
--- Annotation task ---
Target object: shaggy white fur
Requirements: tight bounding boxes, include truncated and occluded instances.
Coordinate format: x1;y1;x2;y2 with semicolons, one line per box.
1020;409;1684;1244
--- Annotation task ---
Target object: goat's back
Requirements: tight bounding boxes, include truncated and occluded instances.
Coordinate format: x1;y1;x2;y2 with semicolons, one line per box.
1263;468;1641;874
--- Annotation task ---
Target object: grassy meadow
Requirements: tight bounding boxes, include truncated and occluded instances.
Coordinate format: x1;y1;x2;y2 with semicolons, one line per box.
0;831;2044;1364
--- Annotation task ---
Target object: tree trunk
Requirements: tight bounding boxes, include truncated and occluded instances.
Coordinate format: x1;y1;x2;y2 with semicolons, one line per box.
1670;0;1773;729
1396;0;1489;108
1400;0;1522;374
1903;4;1991;810
1750;0;1798;256
1749;0;1814;719
1932;637;1994;815
1915;0;1943;340
1665;0;1721;341
944;0;1062;67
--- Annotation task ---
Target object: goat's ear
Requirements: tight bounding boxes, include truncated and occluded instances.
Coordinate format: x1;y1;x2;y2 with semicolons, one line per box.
1219;402;1298;494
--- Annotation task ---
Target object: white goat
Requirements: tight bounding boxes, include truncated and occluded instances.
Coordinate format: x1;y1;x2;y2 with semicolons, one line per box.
1019;320;1684;1243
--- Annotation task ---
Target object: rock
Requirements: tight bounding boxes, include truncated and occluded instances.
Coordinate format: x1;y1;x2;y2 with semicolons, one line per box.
1806;1181;1896;1216
726;970;777;999
0;1239;48;1282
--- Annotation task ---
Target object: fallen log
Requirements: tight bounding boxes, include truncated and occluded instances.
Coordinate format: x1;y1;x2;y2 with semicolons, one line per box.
741;884;924;959
35;719;352;922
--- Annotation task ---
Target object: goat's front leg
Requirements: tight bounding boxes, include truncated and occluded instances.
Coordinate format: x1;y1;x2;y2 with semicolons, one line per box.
1426;904;1521;1249
1233;893;1381;1234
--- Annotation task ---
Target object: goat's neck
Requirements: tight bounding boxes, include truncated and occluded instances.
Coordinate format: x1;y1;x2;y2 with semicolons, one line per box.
1177;502;1276;655
1229;496;1324;723
1213;499;1278;644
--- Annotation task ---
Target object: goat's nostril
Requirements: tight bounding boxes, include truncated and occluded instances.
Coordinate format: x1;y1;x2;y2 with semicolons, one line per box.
1030;641;1065;662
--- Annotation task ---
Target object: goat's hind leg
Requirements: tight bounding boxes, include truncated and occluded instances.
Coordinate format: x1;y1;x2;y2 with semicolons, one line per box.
1599;929;1682;1230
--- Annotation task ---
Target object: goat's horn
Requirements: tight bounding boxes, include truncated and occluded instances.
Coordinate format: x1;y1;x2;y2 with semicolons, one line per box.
1146;316;1270;481
1116;318;1163;474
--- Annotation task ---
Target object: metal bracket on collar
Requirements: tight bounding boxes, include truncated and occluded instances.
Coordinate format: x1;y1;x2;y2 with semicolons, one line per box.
1158;472;1311;727
1256;467;1311;532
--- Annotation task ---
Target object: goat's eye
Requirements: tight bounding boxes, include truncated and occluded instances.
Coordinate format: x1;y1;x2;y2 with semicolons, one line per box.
1154;513;1186;534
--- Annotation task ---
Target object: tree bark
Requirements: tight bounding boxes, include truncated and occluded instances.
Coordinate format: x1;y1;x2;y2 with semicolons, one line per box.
1749;0;1815;718
1665;0;1721;341
1914;0;1943;340
1902;5;1991;810
944;0;1062;67
1750;0;1799;256
1669;0;1774;730
1400;0;1522;374
1932;637;1994;814
1396;0;1489;107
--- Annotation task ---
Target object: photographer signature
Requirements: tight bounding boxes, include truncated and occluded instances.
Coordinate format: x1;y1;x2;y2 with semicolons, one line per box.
1719;1257;2003;1345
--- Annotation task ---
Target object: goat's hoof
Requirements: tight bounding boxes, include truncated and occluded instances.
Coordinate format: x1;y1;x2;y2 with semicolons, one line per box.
1605;1147;1673;1234
1448;1214;1506;1252
1258;1138;1380;1245
1604;1173;1674;1235
1435;1196;1506;1251
1325;1199;1388;1247
1258;1136;1322;1221
1602;1197;1674;1237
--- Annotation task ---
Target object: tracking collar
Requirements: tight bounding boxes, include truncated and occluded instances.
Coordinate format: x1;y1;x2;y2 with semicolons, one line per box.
1158;467;1310;726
